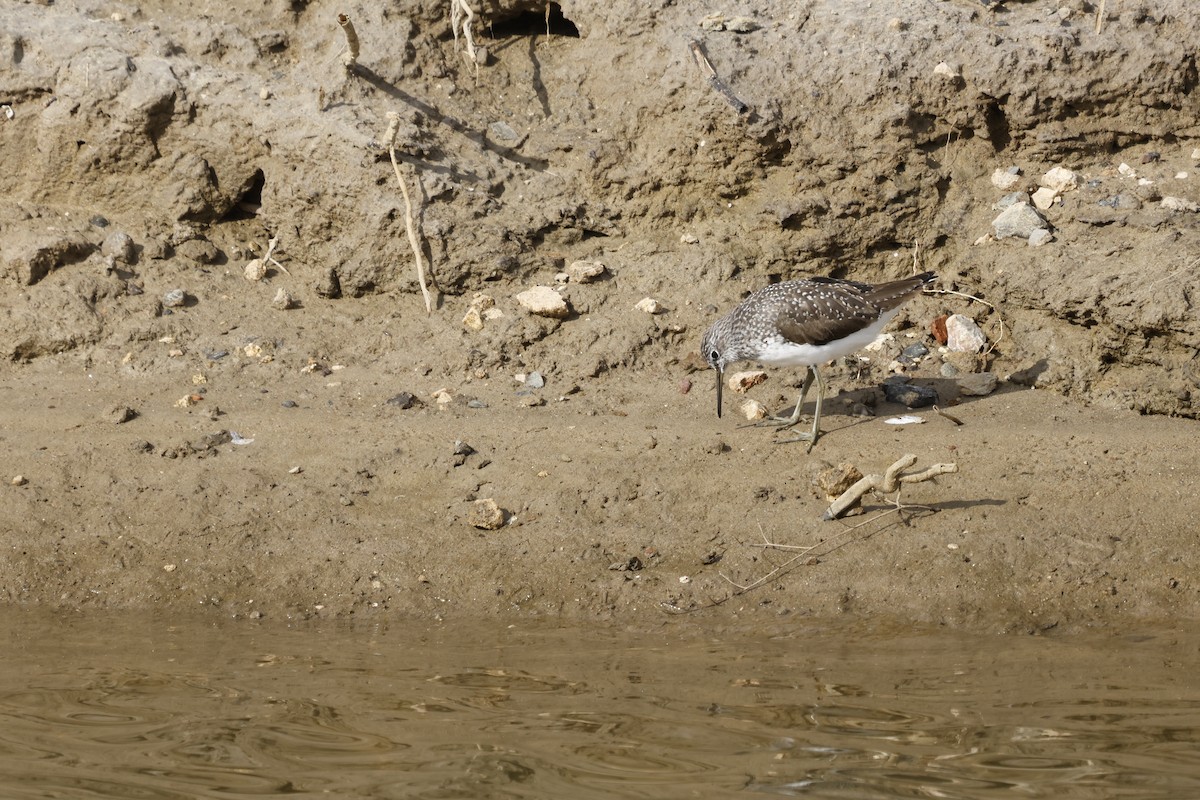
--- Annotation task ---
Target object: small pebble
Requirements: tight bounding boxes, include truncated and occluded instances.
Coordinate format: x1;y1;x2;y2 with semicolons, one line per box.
990;168;1021;191
525;371;545;389
516;286;570;318
468;498;507;530
741;399;767;421
244;259;268;281
108;405;137;424
288;466;303;474
566;260;606;283
162;288;187;308
271;287;296;310
386;392;419;409
1028;228;1054;246
11;475;27;486
281;400;297;408
933;61;960;79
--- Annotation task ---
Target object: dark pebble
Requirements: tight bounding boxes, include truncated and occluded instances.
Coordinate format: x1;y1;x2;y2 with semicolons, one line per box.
882;377;938;408
90;215;110;228
467;399;488;409
205;350;229;360
386;392;418;409
900;342;930;362
281;400;297;408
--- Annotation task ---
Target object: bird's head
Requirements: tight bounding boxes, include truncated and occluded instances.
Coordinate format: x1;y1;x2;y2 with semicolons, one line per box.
701;322;730;418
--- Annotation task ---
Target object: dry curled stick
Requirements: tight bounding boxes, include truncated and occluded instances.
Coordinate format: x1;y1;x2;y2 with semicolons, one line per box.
688;39;750;115
823;454;958;521
384;112;433;315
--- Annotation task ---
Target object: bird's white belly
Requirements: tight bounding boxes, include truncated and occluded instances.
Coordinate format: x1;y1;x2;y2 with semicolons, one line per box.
754;310;899;368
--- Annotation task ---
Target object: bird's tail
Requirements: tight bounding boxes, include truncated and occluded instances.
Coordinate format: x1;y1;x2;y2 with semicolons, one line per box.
867;271;936;311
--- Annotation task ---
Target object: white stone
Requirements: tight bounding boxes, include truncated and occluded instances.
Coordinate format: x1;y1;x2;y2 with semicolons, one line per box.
991;201;1047;239
1118;162;1137;177
991;168;1021;191
945;314;987;353
270;287;295;310
728;370;767;393
740;399;767;421
680;233;699;244
462;292;496;330
635;297;662;314
462;306;485;331
1028;228;1054;247
1031;187;1058;210
516;286;570;318
1192;148;1200;161
566;260;606;283
934;61;960;79
726;16;759;32
1161;196;1200;212
1176;172;1189;180
1041;166;1078;193
244;258;267;281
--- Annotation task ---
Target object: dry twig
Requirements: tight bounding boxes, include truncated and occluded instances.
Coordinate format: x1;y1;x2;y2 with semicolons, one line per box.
450;0;481;70
337;13;360;69
384;112;434;314
688;39;750;115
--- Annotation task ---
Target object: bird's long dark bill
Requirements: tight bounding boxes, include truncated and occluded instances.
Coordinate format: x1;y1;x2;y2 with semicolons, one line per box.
715;368;723;418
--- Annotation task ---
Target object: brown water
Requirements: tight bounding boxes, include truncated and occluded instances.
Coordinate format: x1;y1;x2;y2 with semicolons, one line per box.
2;610;1199;799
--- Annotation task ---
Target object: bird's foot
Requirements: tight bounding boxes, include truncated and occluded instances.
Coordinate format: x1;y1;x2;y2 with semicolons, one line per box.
773;428;820;453
745;407;806;429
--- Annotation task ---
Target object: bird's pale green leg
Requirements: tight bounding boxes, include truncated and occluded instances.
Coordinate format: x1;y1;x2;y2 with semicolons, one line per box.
755;366;815;428
775;366;825;452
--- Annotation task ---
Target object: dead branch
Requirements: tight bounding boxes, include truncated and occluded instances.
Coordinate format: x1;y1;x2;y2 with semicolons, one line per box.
824;454;958;520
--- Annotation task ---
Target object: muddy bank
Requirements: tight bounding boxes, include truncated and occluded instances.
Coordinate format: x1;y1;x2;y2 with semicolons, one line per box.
2;0;1199;631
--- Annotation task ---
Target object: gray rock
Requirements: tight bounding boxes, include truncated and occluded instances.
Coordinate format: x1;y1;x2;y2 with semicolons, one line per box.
488;121;519;142
992;201;1047;239
1028;228;1054;246
900;342;930;363
101;232;136;264
957;372;998;396
162;288;188;308
993;191;1029;210
108;405;137;424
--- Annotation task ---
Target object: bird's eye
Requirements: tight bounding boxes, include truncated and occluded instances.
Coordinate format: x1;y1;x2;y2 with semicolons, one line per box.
709;350;720;362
